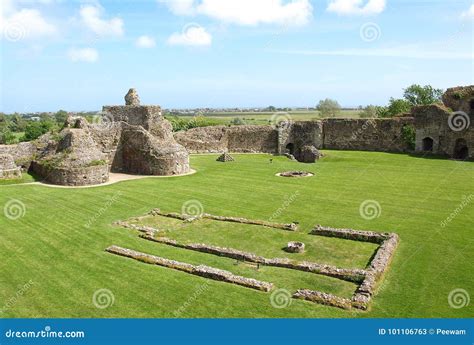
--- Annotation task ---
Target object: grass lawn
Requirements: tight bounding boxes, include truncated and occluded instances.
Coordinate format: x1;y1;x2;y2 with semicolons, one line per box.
0;151;472;318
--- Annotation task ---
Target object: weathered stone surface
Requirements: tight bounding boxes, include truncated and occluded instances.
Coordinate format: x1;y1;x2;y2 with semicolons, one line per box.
124;88;140;106
0;154;21;179
175;125;278;153
297;145;321;163
106;245;274;292
311;224;390;244
278;171;313;178
321;117;415;152
0;142;37;170
216;152;234;162
442;85;474;115
293;289;353;310
286;241;305;253
412;101;473;160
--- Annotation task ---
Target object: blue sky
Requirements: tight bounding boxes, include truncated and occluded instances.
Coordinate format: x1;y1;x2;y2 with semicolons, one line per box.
1;0;473;112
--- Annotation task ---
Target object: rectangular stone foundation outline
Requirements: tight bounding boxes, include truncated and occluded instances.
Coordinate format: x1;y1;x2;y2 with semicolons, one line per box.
111;209;399;311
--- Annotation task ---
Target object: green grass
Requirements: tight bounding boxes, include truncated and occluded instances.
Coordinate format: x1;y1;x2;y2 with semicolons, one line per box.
0;152;472;318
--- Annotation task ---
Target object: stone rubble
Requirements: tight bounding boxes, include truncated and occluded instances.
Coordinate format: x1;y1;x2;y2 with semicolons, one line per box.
286;241;305;253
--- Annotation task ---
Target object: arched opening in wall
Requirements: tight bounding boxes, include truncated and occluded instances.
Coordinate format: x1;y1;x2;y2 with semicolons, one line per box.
469;99;474;111
453;138;469;160
286;143;295;155
422;137;434;152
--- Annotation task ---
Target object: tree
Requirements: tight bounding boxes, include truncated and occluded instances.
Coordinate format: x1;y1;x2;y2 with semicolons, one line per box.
386;98;412;117
10;113;27;132
22;119;56;141
359;105;378;118
0;128;16;145
317;98;341;118
403;84;443;106
55;110;69;125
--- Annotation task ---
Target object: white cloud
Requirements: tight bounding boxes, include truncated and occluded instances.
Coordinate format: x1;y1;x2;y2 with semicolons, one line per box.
80;5;124;37
167;24;212;46
160;0;313;26
461;4;474;19
159;0;196;15
68;47;99;62
136;35;156;48
327;0;386;16
1;8;57;41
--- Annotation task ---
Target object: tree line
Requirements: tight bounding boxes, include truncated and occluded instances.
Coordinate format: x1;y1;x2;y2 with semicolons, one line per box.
316;84;444;118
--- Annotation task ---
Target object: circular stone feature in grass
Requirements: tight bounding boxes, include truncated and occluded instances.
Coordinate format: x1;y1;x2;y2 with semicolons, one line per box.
277;171;314;178
286;241;305;253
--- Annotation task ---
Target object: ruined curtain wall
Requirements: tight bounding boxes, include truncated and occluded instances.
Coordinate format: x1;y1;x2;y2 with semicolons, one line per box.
175;125;278;153
322;118;415;152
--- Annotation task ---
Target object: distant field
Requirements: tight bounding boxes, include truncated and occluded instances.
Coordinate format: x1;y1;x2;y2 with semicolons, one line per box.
166;110;361;126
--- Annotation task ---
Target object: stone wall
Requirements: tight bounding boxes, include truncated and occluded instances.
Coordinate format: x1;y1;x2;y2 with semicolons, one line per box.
0;154;22;179
322;117;415;152
31;161;109;186
120;125;190;175
175;125;278;153
175;118;415;157
413;99;474;160
0;142;37;169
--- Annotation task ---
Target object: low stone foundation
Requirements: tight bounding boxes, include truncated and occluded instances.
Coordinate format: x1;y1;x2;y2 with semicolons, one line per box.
106;245;273;292
293;289;353;310
148;208;298;231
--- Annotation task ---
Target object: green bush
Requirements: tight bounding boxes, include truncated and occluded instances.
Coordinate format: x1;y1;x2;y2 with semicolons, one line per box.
401;125;416;150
